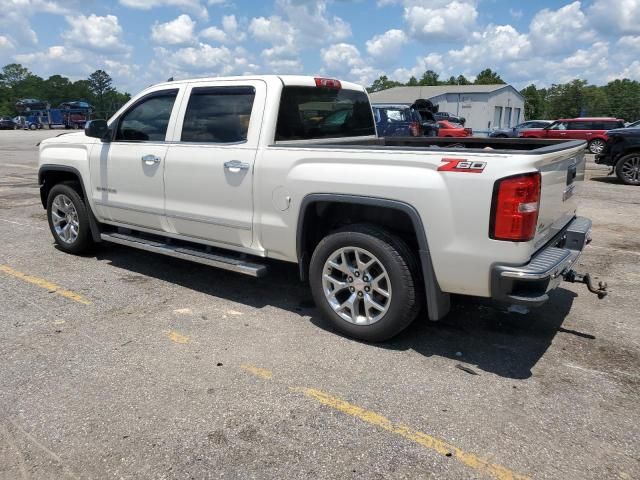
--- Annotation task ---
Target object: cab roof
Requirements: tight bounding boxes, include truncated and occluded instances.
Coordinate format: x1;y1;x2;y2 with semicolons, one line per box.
151;75;366;92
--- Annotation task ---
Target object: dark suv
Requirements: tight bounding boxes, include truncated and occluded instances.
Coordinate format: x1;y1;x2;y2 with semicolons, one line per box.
595;127;640;185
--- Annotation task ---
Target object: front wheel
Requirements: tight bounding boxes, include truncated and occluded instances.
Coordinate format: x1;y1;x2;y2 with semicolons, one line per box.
309;225;422;342
46;183;93;254
615;153;640;185
588;138;606;154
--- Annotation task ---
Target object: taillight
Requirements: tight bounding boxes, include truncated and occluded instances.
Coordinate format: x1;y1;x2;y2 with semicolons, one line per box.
490;172;541;241
410;121;420;136
314;77;341;89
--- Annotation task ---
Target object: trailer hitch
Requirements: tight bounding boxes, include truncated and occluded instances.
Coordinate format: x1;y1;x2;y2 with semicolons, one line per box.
564;270;608;299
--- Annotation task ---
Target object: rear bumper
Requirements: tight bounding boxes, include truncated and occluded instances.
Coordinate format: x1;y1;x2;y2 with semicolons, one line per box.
491;216;592;306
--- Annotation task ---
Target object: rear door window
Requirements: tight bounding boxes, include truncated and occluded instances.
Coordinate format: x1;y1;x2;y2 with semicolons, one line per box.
276;86;375;141
181;86;255;143
568;121;592;130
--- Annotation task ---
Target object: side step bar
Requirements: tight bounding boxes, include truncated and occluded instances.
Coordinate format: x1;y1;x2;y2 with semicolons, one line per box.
100;232;268;278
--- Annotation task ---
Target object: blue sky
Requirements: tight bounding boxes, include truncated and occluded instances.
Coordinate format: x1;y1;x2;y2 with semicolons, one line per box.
1;0;639;93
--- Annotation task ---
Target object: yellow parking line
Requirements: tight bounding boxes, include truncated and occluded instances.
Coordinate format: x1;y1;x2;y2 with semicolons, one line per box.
0;264;91;305
299;387;530;480
240;363;273;380
163;330;190;344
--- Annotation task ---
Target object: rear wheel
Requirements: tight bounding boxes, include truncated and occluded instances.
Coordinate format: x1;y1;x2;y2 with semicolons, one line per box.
588;138;606;154
309;224;422;342
46;183;93;254
615;153;640;185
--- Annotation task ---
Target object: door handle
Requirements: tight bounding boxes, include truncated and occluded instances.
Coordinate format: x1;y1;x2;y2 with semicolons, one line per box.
224;160;250;172
142;154;161;165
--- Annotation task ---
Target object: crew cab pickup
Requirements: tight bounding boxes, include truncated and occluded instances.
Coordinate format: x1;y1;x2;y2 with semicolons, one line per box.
38;75;605;341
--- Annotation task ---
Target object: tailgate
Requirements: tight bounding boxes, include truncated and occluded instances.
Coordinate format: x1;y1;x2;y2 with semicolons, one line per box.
534;148;586;249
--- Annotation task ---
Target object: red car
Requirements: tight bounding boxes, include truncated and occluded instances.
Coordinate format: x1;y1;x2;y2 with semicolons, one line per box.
437;120;472;137
519;117;625;154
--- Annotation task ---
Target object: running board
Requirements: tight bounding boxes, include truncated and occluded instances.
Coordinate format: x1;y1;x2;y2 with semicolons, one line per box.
100;232;268;278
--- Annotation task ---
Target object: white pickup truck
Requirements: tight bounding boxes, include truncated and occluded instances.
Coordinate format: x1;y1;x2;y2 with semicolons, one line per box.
38;75;606;341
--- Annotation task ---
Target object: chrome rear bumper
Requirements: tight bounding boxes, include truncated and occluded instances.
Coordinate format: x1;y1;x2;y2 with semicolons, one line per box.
491;217;591;306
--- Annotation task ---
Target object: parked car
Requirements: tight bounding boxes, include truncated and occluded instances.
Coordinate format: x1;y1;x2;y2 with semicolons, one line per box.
595;127;640;185
38;75;604;342
59;100;94;112
489;120;552;138
0;116;16;130
434;111;465;125
15;98;49;112
437;120;472;137
373;104;422;137
519;117;625;154
625;120;640;128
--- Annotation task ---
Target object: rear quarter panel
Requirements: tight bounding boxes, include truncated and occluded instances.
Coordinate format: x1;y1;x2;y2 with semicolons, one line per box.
256;144;585;297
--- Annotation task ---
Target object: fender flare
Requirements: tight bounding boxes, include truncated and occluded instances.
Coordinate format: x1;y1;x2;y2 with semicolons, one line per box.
38;164;102;242
296;193;450;321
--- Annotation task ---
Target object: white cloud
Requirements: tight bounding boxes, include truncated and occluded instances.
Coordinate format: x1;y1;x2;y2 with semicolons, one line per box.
151;14;196;45
119;0;209;19
320;43;380;86
200;26;226;43
62;14;129;53
15;45;84;65
392;53;444;82
404;0;478;40
366;29;407;63
277;0;351;43
529;2;594;54
0;36;15;50
249;16;296;48
589;0;640;35
221;15;245;41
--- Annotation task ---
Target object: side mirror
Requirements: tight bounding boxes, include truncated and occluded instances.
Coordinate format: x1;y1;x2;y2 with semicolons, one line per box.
85;120;110;141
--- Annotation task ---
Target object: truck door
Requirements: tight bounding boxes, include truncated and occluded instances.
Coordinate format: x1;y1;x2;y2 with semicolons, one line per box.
89;88;182;231
163;80;266;248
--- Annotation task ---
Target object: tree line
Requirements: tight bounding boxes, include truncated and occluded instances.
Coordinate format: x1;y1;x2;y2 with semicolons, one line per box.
368;69;640;122
0;63;131;119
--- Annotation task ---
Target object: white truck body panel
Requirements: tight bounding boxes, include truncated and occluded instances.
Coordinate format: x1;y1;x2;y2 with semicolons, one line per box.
38;75;587;300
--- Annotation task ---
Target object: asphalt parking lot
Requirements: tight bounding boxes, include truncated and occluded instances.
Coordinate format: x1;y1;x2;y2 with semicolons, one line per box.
0;129;638;480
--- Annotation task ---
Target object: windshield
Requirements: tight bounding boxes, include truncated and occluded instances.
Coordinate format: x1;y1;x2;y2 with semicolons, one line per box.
276;86;375;141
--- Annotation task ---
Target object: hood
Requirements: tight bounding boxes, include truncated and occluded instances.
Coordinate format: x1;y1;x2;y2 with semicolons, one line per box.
607;127;640;137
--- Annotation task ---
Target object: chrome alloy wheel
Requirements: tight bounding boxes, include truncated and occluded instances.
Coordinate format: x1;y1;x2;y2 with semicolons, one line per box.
589;139;605;154
322;246;392;325
621;155;640;183
51;194;79;244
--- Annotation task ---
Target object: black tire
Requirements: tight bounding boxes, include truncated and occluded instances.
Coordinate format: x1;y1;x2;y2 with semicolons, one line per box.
588;138;606;154
46;183;93;254
494;134;508;138
309;224;422;342
615;153;640;185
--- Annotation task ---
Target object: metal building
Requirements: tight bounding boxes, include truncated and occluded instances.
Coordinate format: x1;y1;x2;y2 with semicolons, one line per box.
368;84;526;134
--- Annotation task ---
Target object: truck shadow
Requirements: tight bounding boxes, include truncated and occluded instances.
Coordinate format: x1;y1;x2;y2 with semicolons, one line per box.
94;245;579;380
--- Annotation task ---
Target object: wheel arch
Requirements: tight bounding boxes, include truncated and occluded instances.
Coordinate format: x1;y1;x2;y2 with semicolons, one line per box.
296;193;450;321
39;165;102;242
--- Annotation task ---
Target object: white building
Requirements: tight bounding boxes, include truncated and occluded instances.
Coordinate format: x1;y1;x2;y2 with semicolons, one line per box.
368;85;526;134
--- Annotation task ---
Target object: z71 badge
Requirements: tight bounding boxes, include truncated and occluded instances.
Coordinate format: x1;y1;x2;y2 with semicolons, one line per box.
438;158;487;173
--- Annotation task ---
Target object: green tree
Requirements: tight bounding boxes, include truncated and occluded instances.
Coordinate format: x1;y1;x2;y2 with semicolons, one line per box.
0;63;31;87
406;76;418;86
456;75;471;85
520;84;546;120
419;70;440;86
445;76;457;85
474;68;505;85
603;79;640;121
88;69;116;114
367;75;402;93
545;80;588;118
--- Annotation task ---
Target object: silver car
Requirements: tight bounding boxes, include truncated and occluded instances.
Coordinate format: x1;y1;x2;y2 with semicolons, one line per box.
489;120;552;138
